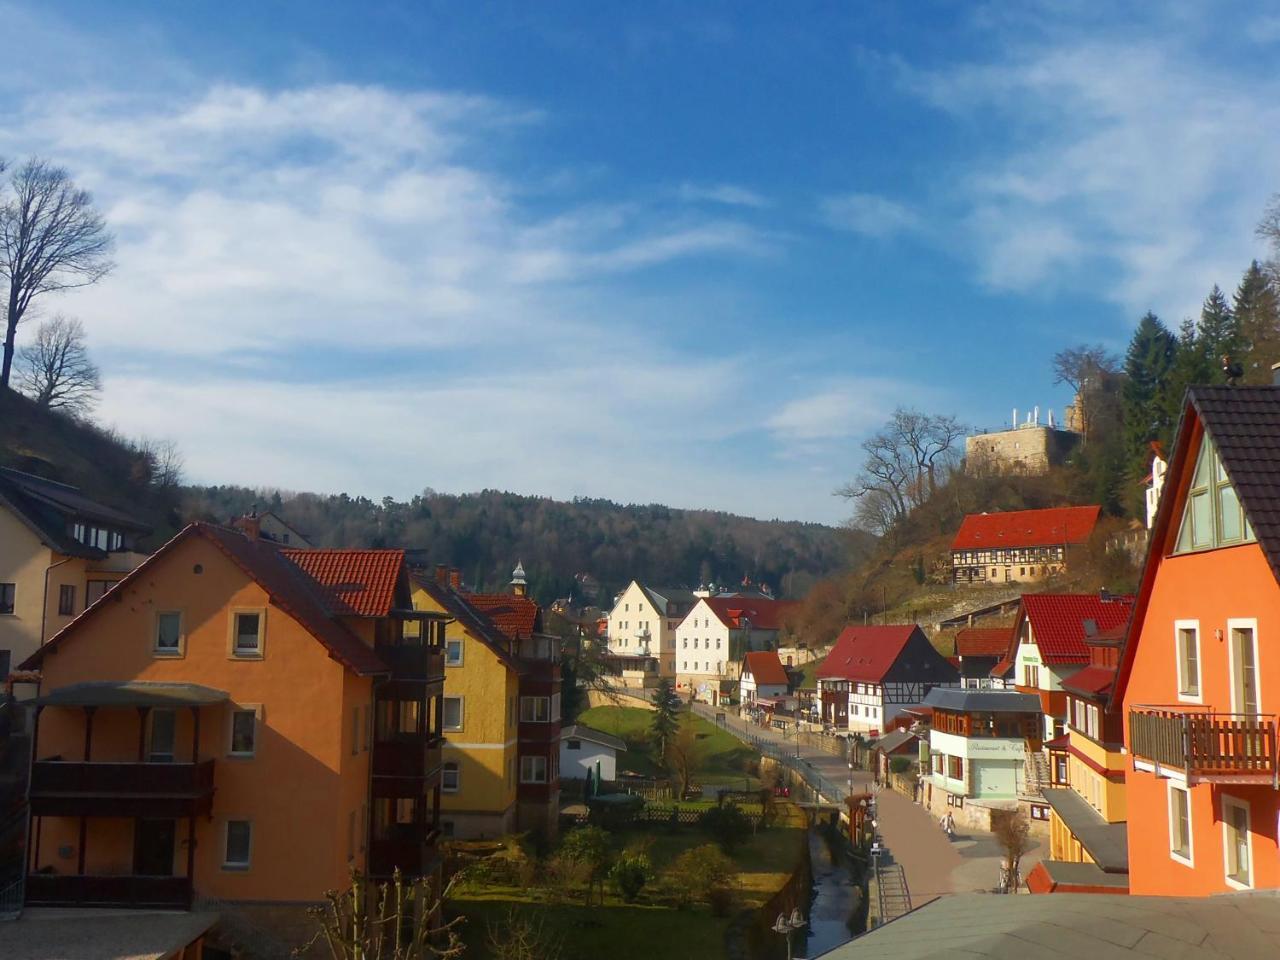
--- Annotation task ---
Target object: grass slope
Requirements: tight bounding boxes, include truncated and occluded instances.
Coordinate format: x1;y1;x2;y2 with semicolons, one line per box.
576;705;757;785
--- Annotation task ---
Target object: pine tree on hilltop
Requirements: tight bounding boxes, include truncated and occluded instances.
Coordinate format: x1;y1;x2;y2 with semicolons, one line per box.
1198;284;1239;370
1234;260;1280;384
1123;312;1177;504
1161;315;1213;434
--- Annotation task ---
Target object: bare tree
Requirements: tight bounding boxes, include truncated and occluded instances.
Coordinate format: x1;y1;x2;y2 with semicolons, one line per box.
1;158;115;389
666;710;705;798
991;809;1032;892
16;314;100;414
1051;345;1120;439
837;408;967;533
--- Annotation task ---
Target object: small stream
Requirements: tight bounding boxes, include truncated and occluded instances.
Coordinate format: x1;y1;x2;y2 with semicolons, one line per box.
800;826;862;958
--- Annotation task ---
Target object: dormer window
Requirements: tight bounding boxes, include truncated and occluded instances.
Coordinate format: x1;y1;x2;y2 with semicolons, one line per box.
1175;433;1254;554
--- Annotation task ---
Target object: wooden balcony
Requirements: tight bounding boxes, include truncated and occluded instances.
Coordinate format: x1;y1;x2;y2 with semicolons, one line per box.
375;644;445;683
29;760;215;817
25;873;192;909
368;833;442;880
1129;706;1278;785
371;738;442;797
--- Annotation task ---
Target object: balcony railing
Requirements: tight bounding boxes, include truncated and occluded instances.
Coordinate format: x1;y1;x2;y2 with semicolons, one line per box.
375;644;445;682
372;738;443;780
29;760;215;816
25;873;192;909
1129;706;1277;784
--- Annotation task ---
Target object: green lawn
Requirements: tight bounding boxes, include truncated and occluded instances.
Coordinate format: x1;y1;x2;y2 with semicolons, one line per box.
576;705;759;785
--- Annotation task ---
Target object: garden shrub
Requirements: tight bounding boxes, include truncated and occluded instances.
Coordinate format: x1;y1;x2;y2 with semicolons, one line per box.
665;843;738;910
609;851;653;903
701;801;750;852
889;756;913;774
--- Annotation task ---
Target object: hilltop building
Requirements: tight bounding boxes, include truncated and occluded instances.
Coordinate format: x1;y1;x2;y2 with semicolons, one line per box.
0;467;151;676
965;407;1080;477
18;523;446;919
951;505;1101;585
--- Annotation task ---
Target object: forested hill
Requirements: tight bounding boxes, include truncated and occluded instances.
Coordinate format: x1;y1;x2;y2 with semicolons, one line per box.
184;486;872;604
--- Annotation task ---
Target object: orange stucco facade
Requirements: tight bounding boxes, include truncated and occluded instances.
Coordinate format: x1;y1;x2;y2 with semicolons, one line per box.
29;532;376;902
1122;539;1280;896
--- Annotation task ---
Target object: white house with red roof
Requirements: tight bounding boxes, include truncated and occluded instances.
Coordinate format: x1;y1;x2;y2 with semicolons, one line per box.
675;595;799;704
739;649;790;706
815;625;960;735
951;505;1101;585
1005;593;1134;746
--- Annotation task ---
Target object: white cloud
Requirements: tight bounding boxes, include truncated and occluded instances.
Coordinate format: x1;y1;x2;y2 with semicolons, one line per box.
820;192;920;238
765;380;909;443
677;182;769;209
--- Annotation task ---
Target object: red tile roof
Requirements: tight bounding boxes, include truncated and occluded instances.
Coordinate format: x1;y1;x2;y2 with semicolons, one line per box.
1061;664;1116;698
951;505;1101;551
816;625;917;683
701;597;799;631
281;548;404;617
743;650;789;686
26;523;388;676
990;658;1015;678
955;627;1013;658
466;593;540;640
1016;593;1135;665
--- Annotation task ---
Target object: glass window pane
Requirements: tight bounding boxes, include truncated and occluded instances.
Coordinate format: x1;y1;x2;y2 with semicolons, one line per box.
231;711;256;754
235;613;260;651
156;613;181;650
1190;492;1213;548
1218;484;1242;541
150;710;176;760
226;821;251;865
1193;438;1212;487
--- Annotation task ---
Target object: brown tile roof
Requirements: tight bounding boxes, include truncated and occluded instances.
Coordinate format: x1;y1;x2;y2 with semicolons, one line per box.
282;548;405;617
701;596;800;631
954;627;1012;658
465;592;540;640
25;522;388;677
743;650;789;686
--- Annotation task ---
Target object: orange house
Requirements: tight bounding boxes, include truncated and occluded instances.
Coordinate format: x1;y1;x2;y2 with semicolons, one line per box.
18;520;446;912
1117;385;1280;896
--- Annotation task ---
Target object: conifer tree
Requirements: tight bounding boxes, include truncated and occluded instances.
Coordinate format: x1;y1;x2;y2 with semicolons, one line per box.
1161;316;1212;433
1122;312;1177;499
1197;284;1239;369
1234;260;1280;383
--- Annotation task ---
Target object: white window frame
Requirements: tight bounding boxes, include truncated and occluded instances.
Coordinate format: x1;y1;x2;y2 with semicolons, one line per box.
443;696;464;732
228;705;262;758
444;638;463;667
1226;618;1261;715
1221;794;1253;890
223;819;253;870
1174;619;1202;704
228;608;266;659
153;610;185;658
1167;781;1194;867
520;696;550;723
520;755;548;784
442;761;460;793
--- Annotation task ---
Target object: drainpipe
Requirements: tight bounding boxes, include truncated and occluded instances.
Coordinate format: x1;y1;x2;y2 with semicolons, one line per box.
40;557;74;647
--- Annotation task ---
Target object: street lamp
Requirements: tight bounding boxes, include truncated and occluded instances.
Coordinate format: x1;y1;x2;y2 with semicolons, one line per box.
772;907;807;960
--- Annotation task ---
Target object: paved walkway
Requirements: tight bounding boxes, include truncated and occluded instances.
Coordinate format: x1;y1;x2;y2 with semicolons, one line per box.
693;706;1043;899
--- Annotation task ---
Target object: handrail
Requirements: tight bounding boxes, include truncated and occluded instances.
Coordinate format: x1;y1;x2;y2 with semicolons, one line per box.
1129;706;1277;784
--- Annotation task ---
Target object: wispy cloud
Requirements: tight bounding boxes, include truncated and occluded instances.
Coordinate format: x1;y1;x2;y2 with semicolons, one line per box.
677;182;769;209
820;192;920;238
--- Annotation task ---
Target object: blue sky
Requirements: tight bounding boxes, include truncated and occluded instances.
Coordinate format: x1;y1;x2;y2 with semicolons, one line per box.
3;2;1278;524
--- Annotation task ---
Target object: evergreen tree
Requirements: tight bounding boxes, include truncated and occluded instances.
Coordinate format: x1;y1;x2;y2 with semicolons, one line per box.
1122;312;1177;499
650;677;678;756
1160;316;1213;433
1234;260;1280;384
1197;284;1239;369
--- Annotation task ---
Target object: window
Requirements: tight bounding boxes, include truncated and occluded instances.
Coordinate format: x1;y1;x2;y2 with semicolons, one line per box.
445;638;463;666
1024;664;1039;689
682;638;688;648
520;696;550;723
443;697;463;731
231;610;264;656
1229;620;1260;716
932;753;943;775
1176;433;1255;553
1175;622;1201;701
1222;796;1252;888
948;755;964;781
567;739;581;751
57;584;76;616
224;820;252;869
229;708;257;757
520;755;548;783
149;709;176;762
1169;784;1192;865
85;580;115;606
0;583;15;615
154;611;183;656
1030;804;1050;821
442;761;460;792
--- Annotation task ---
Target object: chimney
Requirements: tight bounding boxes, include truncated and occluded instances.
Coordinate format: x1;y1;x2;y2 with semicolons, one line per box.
449;568;461;590
1271;361;1280;385
434;563;449;585
232;512;261;540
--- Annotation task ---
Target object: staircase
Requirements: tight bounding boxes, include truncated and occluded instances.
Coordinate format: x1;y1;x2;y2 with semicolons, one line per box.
874;860;913;923
1023;747;1050;797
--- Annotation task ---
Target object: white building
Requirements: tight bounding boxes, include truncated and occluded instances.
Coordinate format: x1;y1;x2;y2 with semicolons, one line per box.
605;582;698;680
560;724;627;782
739;650;790;705
675;596;798;704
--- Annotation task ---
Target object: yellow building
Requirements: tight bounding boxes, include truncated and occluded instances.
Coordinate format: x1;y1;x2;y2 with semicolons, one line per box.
412;565;561;840
1030;627;1128;894
0;468;151;677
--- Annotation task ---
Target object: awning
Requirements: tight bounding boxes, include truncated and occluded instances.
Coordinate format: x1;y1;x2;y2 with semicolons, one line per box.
1040;788;1128;873
37;681;230;709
